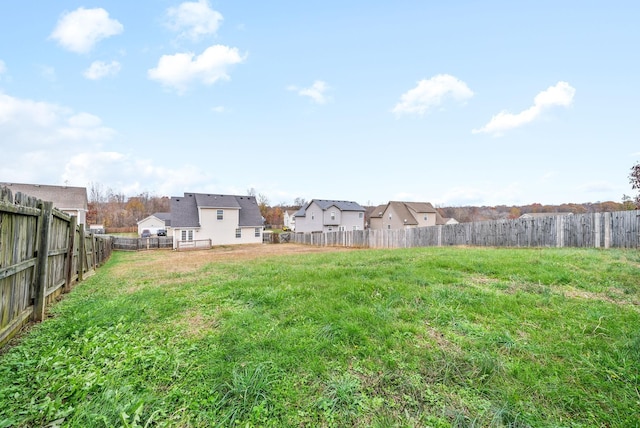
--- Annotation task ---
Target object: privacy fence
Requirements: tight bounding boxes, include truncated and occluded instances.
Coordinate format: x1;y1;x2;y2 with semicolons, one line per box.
0;187;112;348
111;236;173;251
290;210;640;249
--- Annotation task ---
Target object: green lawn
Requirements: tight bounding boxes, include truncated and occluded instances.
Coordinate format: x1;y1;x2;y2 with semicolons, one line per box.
1;246;639;427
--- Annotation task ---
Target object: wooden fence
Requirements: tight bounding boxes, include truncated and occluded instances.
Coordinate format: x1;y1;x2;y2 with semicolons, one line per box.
111;236;173;251
291;210;640;249
1;187;112;348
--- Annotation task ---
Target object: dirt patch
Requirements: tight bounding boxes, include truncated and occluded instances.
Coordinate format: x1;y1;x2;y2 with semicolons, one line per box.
115;243;357;277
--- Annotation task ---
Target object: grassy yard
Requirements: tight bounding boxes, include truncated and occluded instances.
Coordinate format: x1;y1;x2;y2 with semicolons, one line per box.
1;245;639;427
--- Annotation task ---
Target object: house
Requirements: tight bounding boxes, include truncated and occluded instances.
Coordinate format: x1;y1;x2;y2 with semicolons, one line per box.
137;212;171;236
435;211;459;225
519;212;573;219
283;209;298;231
170;193;263;248
294;199;366;233
369;201;438;230
0;182;88;226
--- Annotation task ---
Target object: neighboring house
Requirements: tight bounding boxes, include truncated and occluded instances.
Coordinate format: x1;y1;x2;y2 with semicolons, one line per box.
294;199;366;233
137;212;171;236
283;209;298;231
170;193;263;247
0;182;88;226
369;201;438;230
519;212;573;219
435;211;459;225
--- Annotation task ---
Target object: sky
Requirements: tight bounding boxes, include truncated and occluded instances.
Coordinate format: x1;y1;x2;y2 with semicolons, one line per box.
1;1;639;207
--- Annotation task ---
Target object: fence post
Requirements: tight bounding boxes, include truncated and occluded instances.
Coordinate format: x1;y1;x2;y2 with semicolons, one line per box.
33;201;53;322
64;216;77;292
604;212;611;249
77;227;85;282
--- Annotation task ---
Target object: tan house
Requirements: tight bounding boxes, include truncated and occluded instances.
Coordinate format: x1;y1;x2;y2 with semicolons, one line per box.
369;201;438;230
170;193;263;248
294;199;366;233
0;182;88;226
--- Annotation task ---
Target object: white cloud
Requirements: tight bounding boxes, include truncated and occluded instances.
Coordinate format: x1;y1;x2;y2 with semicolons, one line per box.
83;60;121;80
579;181;615;193
50;7;123;54
392;74;473;116
473;81;576;136
166;0;223;41
0;92;115;149
288;80;331;104
0;91;217;196
435;183;524;206
148;44;246;93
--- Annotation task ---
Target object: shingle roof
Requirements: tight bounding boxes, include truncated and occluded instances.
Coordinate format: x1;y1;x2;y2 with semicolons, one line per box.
295;199;365;217
171;193;200;227
170;193;263;228
153;212;171;221
0;182;88;211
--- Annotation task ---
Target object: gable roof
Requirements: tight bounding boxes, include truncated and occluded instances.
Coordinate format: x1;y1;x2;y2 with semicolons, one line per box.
295;199;365;217
170;193;262;228
370;201;437;224
0;182;88;211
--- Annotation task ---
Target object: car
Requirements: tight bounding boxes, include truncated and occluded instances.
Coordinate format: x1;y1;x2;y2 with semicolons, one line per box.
157;229;167;236
282;226;291;232
141;229;151;238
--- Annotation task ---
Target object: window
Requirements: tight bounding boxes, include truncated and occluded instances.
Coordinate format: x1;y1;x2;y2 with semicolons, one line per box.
331;211;336;221
181;230;193;241
424;215;428;221
359;212;363;218
353;226;358;230
235;228;241;238
311;212;315;220
255;227;261;237
217;209;223;220
387;224;391;230
389;213;392;219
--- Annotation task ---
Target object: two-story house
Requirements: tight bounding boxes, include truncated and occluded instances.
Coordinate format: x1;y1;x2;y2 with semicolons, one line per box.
294;199;365;233
369;201;438;230
170;193;263;248
0;182;89;226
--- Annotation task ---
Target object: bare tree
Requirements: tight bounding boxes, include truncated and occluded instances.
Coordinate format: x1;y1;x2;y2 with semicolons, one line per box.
630;162;640;208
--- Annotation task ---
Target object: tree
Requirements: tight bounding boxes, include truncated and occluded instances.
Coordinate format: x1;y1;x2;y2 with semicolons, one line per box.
629;162;640;208
293;197;307;208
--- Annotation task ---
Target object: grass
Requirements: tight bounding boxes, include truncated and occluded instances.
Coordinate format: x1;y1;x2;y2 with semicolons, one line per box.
1;245;639;427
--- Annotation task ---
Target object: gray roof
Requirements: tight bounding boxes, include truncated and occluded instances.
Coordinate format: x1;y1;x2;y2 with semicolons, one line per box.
153;212;171;221
170;193;262;228
295;199;365;217
0;182;88;211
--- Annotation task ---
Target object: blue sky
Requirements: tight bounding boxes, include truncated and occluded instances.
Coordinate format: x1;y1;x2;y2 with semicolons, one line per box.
1;1;638;207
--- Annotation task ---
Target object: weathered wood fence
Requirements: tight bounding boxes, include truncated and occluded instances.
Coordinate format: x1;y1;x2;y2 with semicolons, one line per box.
0;187;112;347
111;236;173;251
291;211;640;249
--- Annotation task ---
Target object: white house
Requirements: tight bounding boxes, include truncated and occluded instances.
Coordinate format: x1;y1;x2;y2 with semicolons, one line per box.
283;209;297;230
294;199;366;233
170;193;263;248
137;212;171;236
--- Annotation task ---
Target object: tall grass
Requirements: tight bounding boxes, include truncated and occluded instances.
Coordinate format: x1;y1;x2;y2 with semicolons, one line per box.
1;246;639;427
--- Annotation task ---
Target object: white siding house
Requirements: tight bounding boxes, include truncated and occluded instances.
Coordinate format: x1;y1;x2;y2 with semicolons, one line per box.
170;193;263;248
